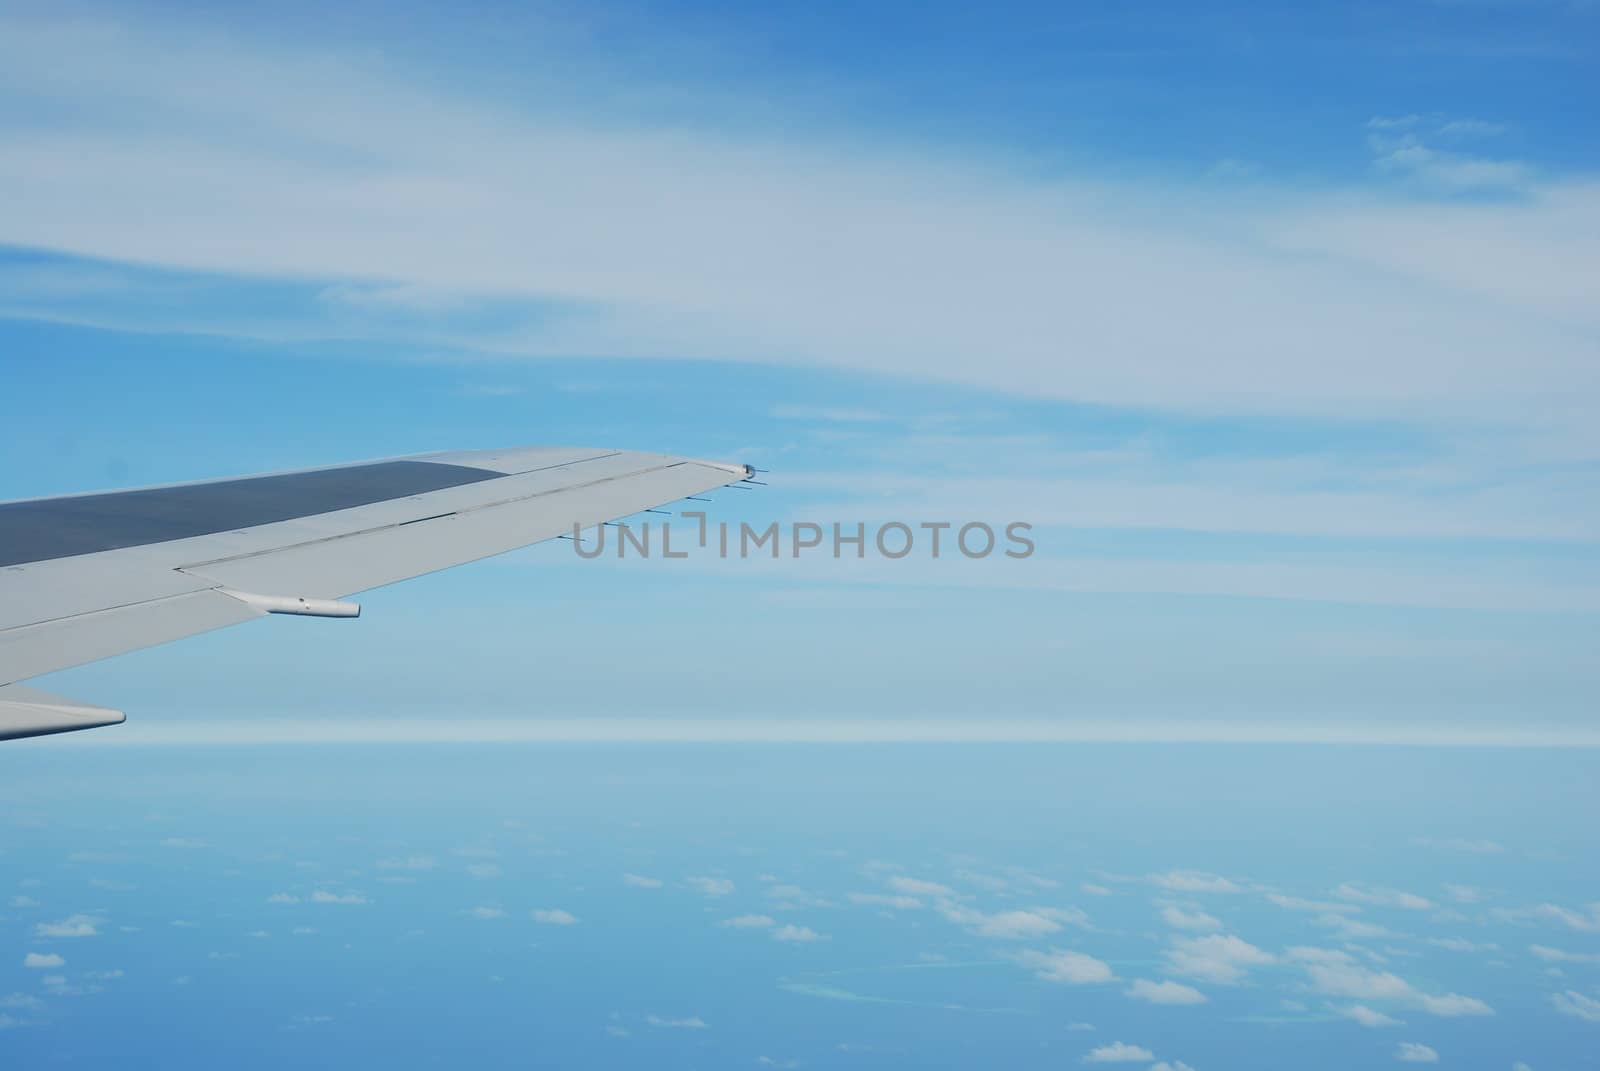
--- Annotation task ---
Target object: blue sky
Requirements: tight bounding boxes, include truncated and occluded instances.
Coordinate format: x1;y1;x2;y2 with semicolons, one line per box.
1;0;1598;1066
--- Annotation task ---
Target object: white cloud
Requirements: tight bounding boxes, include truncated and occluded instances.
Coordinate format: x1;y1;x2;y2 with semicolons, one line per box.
1082;884;1114;897
887;876;955;898
469;906;505;920
645;1015;708;1029
1524;904;1600;932
1017;949;1115;985
848;892;922;910
1531;945;1600;964
1084;1042;1155;1063
1149;1063;1195;1071
721;915;776;929
1338;1004;1403;1027
686;876;735;897
309;890;368;905
531;908;577;926
1550;989;1600;1023
1287;946;1354;964
1126;979;1206;1006
1396;1042;1439;1063
940;904;1062;940
1316;913;1393;940
1264;893;1359;914
1427;937;1493;953
8;895;39;909
1160;905;1221;932
1164;934;1274;984
2;8;1592;460
1150;871;1241;894
1304;962;1492;1018
771;925;826;943
23;953;64;969
1333;884;1433;910
622;873;663;889
1444;885;1484;905
159;837;206;849
465;863;501;880
33;914;100;938
376;855;436;871
1417;993;1494;1017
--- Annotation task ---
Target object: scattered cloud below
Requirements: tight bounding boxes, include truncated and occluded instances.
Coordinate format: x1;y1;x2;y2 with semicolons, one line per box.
1150;871;1241;894
1084;1042;1155;1063
309;890;368;905
1164;934;1274;984
1303;959;1492;1018
23;953;64;969
1550;989;1600;1023
1531;945;1600;965
646;1015;709;1030
1126;979;1207;1005
722;915;776;929
531;908;577;926
1264;893;1359;914
376;855;436;872
687;876;735;897
849;892;922;910
1334;883;1433;910
622;873;663;889
1017;949;1115;985
1160;904;1222;932
940;904;1063;940
34;914;100;939
1395;1041;1440;1064
1338;1004;1403;1028
887;876;955;898
772;925;826;943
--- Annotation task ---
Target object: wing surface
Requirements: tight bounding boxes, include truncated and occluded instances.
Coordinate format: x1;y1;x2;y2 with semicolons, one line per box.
0;446;751;739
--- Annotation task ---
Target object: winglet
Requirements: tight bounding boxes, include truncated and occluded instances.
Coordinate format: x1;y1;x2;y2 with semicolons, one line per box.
0;685;126;741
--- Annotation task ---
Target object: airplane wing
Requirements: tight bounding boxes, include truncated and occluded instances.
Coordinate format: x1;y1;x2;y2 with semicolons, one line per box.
0;446;753;741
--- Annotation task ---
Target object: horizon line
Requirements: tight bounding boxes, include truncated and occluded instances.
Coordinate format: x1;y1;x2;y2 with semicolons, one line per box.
26;717;1600;749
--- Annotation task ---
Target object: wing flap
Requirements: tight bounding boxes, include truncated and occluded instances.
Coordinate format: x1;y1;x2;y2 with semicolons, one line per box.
0;589;264;685
0;684;126;742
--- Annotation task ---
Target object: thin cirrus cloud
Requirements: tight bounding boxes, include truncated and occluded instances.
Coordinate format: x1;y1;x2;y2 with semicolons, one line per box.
0;11;1595;443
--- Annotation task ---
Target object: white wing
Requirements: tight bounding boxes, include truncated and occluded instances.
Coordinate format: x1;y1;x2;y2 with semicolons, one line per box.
0;446;752;740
